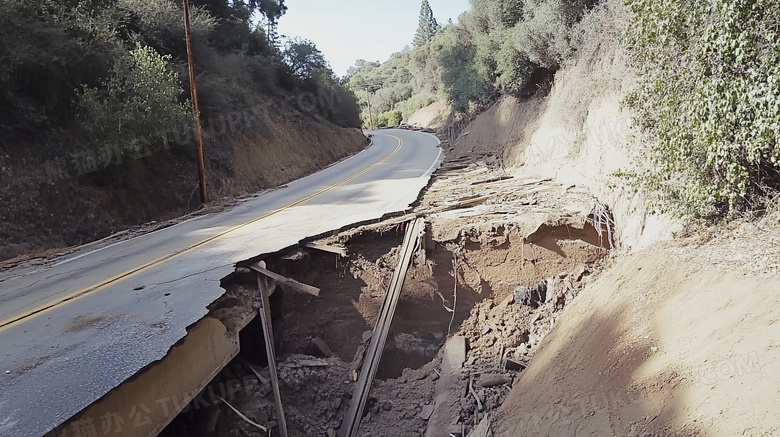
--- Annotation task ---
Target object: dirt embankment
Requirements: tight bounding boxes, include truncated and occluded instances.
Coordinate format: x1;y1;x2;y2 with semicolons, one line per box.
409;3;678;253
0;99;366;262
493;222;780;437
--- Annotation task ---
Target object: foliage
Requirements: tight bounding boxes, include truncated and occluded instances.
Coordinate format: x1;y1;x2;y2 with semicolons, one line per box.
346;0;596;125
0;0;97;135
433;26;492;112
375;110;403;127
516;0;590;69
625;0;780;217
0;0;361;148
282;37;329;80
78;44;189;155
414;0;440;47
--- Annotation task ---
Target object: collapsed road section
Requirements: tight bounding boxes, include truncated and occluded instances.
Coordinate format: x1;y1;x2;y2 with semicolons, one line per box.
141;166;614;436
0;129;442;437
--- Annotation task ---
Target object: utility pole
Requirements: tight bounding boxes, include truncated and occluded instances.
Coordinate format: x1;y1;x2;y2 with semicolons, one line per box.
365;88;374;130
183;0;207;204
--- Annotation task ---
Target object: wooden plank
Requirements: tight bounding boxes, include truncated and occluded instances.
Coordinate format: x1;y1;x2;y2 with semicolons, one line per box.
248;263;320;297
340;218;426;437
301;241;348;257
257;273;289;437
471;175;514;185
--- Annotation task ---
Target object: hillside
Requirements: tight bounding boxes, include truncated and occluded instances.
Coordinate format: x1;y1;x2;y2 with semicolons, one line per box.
338;0;780;435
0;0;366;261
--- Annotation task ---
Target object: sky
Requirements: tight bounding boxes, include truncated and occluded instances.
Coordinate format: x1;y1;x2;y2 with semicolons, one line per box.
276;0;472;77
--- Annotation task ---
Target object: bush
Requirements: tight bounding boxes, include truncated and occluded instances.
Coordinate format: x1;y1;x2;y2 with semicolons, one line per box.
116;0;217;57
626;0;780;217
78;44;190;156
433;26;492;112
495;27;535;95
375;110;403;127
516;0;587;70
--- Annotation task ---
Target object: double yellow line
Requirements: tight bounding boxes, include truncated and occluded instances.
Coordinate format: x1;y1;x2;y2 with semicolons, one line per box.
0;134;403;333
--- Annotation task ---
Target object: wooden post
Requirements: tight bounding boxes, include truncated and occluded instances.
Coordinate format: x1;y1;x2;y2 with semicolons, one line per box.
256;267;288;437
340;218;426;437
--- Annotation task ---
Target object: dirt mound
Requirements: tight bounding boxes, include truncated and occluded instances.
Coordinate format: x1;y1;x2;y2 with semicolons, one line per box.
407;100;452;130
492;226;780;436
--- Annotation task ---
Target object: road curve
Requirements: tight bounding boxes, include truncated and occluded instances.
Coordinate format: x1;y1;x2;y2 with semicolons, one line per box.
0;129;441;437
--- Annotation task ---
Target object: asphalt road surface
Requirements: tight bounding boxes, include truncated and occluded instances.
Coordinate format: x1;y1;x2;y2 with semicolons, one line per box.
0;129;441;437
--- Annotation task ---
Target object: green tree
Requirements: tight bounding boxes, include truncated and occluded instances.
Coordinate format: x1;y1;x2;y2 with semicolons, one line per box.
282;37;329;79
78;44;189;155
413;0;440;47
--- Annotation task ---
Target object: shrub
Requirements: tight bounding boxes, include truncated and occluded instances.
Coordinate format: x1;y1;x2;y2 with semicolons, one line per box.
79;44;190;156
516;0;587;70
433;26;492;112
495;27;535;95
375;110;403;127
626;0;780;218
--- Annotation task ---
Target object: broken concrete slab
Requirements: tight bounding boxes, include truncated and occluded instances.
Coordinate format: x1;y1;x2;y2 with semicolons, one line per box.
312;337;333;358
477;374;512;388
441;336;467;372
424;336;469;437
419;404;434;420
504;358;527;372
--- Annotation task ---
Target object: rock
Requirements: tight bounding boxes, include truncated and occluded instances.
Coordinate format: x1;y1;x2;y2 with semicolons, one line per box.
505;358;527;372
513;281;547;308
477;373;512;388
447;424;465;436
382;402;392;411
419;404;435;420
312;337;333;357
327;428;336;437
441;336;467;371
362;330;373;343
481;324;492;336
429;371;439;381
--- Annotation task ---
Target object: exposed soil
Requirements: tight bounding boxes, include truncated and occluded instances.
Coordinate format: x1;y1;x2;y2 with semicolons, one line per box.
161;154;612;436
491;224;780;437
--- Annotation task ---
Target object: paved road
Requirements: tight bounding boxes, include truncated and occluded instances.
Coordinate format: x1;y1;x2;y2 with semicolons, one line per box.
0;129;441;437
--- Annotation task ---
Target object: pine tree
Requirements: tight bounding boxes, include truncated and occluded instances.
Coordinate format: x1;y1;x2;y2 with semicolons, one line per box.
413;0;439;47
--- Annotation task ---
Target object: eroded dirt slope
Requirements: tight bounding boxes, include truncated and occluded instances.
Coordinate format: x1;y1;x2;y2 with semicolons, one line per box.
492;223;780;436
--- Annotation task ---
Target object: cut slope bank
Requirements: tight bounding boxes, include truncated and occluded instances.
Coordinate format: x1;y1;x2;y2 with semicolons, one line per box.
493;224;780;436
404;3;780;436
0;104;366;262
411;2;680;251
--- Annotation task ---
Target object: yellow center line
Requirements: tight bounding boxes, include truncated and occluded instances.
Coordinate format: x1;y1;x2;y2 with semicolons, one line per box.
0;134;403;332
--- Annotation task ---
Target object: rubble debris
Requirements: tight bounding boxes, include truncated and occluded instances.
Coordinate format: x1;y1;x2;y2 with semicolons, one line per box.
249;262;320;297
513;281;547;308
419;404;434;420
504;358;527;372
217;396;267;432
311;337;333;358
477;374;512;388
301;241;348;257
165;157;610;437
